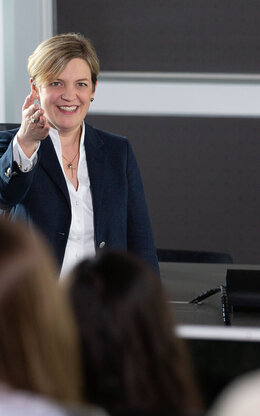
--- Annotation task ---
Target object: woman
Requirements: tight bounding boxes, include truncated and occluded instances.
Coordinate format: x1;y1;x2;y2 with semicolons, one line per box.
0;217;108;416
67;250;203;416
0;32;159;277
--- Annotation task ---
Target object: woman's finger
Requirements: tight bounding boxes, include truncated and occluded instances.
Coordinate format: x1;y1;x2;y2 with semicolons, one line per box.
27;103;41;116
28;108;43;124
22;91;36;111
37;116;46;128
37;122;50;139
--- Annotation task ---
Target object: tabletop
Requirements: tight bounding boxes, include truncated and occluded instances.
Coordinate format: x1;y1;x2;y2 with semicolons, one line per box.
160;262;260;327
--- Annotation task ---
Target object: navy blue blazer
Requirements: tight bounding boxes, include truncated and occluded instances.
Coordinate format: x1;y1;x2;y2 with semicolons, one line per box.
0;123;159;274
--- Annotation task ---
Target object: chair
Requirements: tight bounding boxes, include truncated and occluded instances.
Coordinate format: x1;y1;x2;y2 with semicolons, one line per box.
157;248;233;264
0;123;20;131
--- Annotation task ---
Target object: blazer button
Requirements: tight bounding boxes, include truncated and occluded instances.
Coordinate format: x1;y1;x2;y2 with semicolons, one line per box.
99;241;106;248
4;167;11;178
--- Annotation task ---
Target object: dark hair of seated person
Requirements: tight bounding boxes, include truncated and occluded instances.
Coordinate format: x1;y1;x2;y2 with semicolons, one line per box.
67;250;204;416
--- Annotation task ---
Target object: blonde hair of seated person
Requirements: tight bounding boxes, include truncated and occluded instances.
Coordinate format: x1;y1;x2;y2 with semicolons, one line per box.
0;218;82;403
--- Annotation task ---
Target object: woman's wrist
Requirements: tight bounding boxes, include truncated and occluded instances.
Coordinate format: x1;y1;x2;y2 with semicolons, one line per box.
17;134;40;158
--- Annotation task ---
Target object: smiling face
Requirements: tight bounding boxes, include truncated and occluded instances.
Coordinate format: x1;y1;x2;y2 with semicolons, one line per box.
36;58;95;136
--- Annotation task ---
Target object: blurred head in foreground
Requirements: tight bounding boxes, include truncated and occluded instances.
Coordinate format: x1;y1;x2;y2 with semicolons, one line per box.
68;250;203;414
0;218;82;402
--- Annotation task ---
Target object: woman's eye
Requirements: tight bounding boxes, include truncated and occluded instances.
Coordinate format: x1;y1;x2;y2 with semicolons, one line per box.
78;82;88;87
50;81;61;87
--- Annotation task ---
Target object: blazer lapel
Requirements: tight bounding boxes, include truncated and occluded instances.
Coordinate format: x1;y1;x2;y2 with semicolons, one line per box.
84;123;106;238
38;136;71;209
38;126;106;234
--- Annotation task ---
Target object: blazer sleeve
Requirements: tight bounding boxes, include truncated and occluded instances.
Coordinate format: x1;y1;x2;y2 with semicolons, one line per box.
0;130;38;208
126;140;159;274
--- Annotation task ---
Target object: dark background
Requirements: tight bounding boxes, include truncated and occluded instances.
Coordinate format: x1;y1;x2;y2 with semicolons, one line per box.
56;0;260;73
87;114;260;265
188;338;260;407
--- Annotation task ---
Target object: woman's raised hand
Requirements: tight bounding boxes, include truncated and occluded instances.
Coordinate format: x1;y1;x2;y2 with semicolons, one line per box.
17;90;50;157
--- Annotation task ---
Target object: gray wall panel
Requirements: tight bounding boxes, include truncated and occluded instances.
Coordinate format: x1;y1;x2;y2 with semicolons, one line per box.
87;114;260;264
57;0;260;73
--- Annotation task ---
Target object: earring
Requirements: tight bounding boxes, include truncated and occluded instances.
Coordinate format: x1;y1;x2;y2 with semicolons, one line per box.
90;97;94;102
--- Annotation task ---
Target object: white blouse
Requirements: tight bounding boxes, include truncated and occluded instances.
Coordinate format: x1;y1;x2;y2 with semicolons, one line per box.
13;123;96;278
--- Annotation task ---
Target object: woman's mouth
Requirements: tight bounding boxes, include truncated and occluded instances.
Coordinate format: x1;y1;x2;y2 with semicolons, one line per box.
57;105;78;113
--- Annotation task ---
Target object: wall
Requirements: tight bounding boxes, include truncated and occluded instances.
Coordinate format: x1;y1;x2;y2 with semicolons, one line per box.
91;74;260;118
0;0;53;123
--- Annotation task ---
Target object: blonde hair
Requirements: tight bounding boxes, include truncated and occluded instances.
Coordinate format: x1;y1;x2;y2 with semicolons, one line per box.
28;32;99;89
0;218;82;403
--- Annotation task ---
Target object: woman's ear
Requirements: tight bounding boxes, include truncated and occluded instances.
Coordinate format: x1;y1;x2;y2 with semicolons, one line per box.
90;81;97;102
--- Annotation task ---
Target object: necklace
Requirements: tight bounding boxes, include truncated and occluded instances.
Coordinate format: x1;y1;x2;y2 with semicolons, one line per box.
62;150;79;178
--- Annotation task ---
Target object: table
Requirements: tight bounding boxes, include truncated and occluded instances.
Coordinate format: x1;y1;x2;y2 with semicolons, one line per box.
160;262;260;407
160;262;260;327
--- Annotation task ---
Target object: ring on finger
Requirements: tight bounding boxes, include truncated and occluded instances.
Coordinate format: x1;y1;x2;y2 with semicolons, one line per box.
30;115;36;124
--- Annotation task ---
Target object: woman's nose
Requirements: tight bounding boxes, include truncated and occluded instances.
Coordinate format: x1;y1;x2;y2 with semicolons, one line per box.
61;85;76;101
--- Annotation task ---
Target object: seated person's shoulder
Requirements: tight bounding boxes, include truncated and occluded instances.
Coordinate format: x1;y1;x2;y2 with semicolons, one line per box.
65;404;110;416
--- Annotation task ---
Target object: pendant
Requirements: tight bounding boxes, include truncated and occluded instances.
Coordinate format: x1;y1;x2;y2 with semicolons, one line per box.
68;163;72;169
